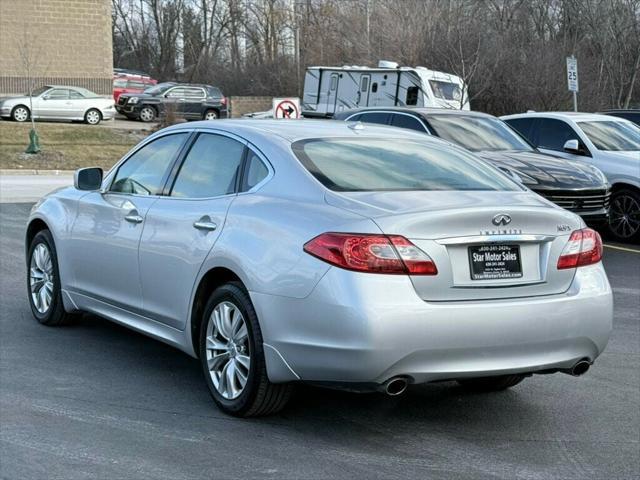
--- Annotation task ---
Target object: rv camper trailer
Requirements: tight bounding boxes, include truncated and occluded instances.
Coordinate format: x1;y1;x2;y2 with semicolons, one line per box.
302;61;469;117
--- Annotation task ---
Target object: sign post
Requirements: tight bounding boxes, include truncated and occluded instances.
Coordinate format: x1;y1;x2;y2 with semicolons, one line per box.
273;98;301;119
566;56;579;112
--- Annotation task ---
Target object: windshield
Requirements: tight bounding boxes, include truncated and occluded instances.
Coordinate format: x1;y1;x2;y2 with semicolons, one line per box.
426;115;533;152
578;121;640;151
29;86;50;97
428;80;462;101
292;138;519;192
144;83;174;95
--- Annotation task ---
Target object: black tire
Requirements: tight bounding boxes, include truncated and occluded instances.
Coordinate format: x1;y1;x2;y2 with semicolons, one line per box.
608;188;640;243
199;283;293;417
456;374;525;392
84;108;102;125
11;105;30;122
139;106;156;122
27;230;76;326
203;109;218;120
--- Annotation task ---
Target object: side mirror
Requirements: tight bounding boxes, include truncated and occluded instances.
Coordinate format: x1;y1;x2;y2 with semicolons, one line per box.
563;139;584;155
74;167;103;191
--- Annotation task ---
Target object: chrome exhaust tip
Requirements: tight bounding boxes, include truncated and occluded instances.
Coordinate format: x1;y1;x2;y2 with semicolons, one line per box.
382;377;408;396
570;360;591;376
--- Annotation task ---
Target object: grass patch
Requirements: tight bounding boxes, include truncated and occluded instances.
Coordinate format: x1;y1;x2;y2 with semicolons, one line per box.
0;121;147;170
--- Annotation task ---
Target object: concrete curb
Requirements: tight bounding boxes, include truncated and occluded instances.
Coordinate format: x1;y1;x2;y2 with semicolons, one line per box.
0;169;74;176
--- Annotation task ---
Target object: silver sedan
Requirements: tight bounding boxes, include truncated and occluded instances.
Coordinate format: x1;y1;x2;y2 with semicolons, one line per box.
0;85;115;124
25;120;613;416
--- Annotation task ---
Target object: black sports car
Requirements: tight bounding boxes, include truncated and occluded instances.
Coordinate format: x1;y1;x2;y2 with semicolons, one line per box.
334;107;611;226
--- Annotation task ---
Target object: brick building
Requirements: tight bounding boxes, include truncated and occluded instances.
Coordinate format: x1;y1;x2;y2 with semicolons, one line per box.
0;0;113;95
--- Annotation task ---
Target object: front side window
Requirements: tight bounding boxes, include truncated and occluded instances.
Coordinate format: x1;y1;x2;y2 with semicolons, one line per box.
504;118;535;141
426;115;533;152
535;119;580;151
46;89;70;100
292;138;519;192
113;79;127;88
166;87;186;98
578;121;640;151
171;133;245;198
110;133;188;195
391;114;427;133
358;112;390;126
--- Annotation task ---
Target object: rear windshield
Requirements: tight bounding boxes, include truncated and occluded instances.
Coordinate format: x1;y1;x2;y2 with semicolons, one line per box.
292;138;519;192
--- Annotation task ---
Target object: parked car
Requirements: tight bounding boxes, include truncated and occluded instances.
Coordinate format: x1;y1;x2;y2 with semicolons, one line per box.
116;82;228;122
0;85;115;125
26;120;612;417
113;70;157;103
502;112;640;242
334;108;611;227
599;109;640;127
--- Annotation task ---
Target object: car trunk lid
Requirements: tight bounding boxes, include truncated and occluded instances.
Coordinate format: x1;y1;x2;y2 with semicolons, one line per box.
325;190;581;301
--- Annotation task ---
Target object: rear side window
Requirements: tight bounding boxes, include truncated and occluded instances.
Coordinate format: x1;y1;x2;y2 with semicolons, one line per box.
292;138;519;192
242;151;269;191
46;89;70;99
391;114;427;133
111;133;188;195
358;112;390;125
208;87;223;97
535;119;580;151
504;118;535;141
171;133;244;198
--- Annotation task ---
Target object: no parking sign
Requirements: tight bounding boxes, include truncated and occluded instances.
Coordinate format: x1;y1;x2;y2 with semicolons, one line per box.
273;98;301;119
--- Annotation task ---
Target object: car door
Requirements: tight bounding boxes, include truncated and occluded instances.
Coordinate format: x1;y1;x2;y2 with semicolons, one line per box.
68;132;190;312
182;87;206;119
68;89;88;119
532;118;593;163
138;132;247;329
39;88;71;118
164;86;186;116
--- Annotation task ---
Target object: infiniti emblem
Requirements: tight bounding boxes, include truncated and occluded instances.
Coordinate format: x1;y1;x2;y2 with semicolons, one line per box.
492;214;512;226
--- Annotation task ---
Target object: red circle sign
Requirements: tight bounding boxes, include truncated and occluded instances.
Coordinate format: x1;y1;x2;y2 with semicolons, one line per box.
275;100;299;119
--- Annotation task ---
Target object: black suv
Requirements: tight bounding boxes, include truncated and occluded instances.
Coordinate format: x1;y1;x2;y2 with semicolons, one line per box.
334;107;611;227
117;82;228;122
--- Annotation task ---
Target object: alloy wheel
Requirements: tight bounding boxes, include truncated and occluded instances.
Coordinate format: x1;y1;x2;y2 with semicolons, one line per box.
139;107;155;122
205;301;251;400
13;107;29;122
609;193;640;239
30;243;54;314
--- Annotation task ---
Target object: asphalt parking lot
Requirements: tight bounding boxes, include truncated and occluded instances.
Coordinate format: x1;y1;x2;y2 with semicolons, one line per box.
0;202;638;480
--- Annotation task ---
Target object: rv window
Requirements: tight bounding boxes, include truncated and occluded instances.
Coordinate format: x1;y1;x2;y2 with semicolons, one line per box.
371;83;378;93
429;80;462;101
360;76;369;92
330;76;338;91
406;87;419;106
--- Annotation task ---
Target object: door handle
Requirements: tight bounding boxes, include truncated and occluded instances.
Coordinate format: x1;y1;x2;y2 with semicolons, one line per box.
124;213;143;224
193;220;217;231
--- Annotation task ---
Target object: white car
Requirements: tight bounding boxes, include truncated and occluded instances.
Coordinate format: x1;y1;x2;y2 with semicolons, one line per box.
0;85;115;125
503;112;640;242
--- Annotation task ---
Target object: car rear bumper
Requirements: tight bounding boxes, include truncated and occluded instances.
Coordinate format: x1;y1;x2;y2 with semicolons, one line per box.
252;263;613;384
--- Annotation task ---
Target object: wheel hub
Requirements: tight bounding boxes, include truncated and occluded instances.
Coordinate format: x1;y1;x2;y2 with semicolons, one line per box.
29;243;54;314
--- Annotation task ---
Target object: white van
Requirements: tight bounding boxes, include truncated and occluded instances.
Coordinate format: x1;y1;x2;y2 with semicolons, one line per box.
302;61;469;117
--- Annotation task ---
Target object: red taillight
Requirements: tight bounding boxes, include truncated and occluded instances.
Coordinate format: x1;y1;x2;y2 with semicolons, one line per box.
303;233;437;275
557;228;603;270
220;96;227;105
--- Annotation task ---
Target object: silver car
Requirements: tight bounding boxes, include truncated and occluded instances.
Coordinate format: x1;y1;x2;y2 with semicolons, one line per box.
0;85;115;125
502;112;640;242
25;120;613;417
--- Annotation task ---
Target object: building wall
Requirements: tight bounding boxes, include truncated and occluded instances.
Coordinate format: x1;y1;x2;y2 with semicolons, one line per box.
229;96;273;118
0;0;113;95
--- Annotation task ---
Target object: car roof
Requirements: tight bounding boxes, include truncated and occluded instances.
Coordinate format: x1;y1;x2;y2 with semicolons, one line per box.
336;107;494;118
501;111;622;122
161;119;446;144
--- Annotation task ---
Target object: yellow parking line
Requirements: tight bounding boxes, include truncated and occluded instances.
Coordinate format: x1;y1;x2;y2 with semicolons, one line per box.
604;244;640;254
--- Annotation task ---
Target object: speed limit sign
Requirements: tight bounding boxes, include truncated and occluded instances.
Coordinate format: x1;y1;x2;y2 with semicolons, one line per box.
566;56;579;93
